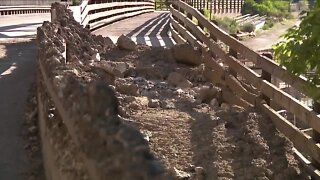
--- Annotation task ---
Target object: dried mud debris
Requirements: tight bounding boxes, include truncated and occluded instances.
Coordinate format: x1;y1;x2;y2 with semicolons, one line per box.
98;43;308;180
36;3;309;179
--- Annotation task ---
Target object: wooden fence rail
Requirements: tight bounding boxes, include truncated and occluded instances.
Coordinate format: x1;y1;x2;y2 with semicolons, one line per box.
170;0;320;178
183;0;244;13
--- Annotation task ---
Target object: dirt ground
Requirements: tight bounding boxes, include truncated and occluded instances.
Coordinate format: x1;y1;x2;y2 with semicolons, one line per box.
242;18;300;51
98;44;309;179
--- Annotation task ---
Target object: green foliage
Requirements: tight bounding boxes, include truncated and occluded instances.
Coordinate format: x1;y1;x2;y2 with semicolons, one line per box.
299;0;309;11
273;1;320;100
72;0;80;6
240;23;256;32
242;0;291;19
213;17;239;34
203;8;211;19
262;20;274;30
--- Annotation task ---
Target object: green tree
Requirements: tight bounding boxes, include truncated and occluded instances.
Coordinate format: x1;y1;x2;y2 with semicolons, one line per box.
273;0;320;100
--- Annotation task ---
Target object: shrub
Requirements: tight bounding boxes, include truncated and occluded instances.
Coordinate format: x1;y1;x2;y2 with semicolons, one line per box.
213;17;239;34
72;0;80;6
240;23;256;32
242;0;291;19
262;20;274;30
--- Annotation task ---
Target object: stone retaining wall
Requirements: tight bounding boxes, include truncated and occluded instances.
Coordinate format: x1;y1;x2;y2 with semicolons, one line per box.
37;3;169;180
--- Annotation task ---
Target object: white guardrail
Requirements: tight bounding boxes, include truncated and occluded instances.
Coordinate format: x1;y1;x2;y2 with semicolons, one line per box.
70;0;155;30
0;6;51;15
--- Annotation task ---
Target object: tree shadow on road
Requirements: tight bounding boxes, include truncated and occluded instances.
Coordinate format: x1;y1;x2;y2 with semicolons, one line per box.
127;13;174;47
0;40;36;179
0;22;42;38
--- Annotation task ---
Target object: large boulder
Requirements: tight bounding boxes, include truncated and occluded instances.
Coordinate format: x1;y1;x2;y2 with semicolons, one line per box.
117;34;136;51
172;44;202;66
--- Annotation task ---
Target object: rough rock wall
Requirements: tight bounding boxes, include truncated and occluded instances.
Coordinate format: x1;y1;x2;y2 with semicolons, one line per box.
37;3;169;180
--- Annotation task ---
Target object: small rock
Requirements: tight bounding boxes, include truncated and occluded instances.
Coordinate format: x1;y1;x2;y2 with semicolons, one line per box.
168;72;193;89
117;83;139;96
172;44;202;66
97;61;129;77
128;102;141;110
136;96;149;107
209;98;219;109
123;96;136;103
195;167;206;180
94;35;114;46
118;106;129;118
195;85;220;103
104;36;115;46
148;99;160;108
109;85;116;91
221;103;230;112
92;52;100;62
117;34;136;51
186;164;195;172
161;100;175;109
141;130;152;142
141;90;159;98
113;62;129;77
174;167;191;179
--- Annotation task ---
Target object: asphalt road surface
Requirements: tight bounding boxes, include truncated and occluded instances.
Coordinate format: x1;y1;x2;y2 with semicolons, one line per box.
93;12;175;48
0;13;50;39
0;13;50;179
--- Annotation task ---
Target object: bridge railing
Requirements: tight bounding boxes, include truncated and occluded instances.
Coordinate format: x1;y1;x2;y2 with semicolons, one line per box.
79;0;155;30
0;6;51;16
170;0;320;178
183;0;244;13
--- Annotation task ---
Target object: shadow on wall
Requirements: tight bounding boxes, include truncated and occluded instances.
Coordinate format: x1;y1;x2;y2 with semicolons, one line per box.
127;13;175;48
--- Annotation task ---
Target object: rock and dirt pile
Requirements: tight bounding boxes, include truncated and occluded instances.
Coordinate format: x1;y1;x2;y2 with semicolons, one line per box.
35;3;309;180
101;44;308;180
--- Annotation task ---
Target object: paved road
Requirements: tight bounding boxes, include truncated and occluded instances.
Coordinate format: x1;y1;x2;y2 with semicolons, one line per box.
0;14;50;179
242;19;299;51
0;13;50;39
0;40;37;179
93;12;175;48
